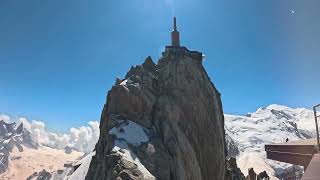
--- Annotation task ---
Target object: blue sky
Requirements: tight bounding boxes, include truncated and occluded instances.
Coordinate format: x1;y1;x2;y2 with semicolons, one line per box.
0;0;319;132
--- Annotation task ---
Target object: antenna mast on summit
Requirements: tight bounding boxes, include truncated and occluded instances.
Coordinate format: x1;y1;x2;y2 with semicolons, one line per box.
171;17;180;47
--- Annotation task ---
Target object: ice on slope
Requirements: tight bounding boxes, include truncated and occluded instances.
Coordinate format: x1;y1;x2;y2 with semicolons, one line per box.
68;152;95;180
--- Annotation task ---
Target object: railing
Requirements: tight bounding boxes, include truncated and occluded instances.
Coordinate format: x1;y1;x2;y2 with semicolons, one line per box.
313;104;320;152
278;164;304;180
280;174;302;180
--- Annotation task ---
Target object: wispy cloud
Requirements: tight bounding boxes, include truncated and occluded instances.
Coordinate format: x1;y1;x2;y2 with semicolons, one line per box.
0;114;11;123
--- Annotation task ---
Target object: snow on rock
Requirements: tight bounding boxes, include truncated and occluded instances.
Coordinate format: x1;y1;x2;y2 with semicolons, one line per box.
112;140;155;180
120;78;138;87
225;104;317;179
109;120;155;179
68;152;95;180
110;120;149;145
120;79;128;85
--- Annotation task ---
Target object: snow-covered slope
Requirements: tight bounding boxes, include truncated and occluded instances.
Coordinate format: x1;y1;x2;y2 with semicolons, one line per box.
68;152;95;180
0;145;83;180
225;104;316;179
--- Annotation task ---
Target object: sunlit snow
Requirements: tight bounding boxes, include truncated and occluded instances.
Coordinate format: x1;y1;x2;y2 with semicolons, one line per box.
110;120;155;179
110;120;149;145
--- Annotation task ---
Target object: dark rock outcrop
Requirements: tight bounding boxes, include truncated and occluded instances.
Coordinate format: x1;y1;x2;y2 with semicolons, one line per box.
27;169;52;180
225;157;245;180
86;46;226;180
257;171;269;180
244;168;270;180
226;134;240;157
65;146;73;154
246;168;256;180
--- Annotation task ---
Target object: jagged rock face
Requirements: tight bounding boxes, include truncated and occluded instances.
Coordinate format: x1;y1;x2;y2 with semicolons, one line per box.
0;120;38;174
107;56;157;129
27;169;52;180
86;47;226;180
226;134;240;158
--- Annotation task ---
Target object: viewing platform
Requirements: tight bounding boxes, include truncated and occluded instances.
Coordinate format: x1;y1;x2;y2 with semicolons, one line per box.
265;138;318;168
265;138;320;179
161;46;203;62
265;104;320;179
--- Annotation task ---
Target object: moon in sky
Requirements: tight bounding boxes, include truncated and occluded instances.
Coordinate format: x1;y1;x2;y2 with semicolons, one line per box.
290;9;295;14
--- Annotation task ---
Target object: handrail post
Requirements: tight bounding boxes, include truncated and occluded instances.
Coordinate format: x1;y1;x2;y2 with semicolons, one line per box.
314;104;320;152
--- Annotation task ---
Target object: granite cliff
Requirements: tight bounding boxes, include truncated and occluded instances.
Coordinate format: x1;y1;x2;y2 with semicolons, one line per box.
85;46;226;180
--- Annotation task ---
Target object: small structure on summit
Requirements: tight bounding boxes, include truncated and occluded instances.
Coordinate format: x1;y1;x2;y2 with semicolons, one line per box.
171;17;180;46
162;17;204;63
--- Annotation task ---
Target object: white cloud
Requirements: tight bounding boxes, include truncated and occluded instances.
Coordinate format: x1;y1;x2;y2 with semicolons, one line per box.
68;121;100;153
0;114;11;123
18;118;32;131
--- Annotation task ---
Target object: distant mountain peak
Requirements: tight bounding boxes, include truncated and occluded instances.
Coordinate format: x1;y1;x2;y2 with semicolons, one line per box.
0;120;38;174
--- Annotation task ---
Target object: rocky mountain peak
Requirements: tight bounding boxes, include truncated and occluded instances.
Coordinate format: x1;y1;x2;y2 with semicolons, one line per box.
0;120;38;174
85;46;226;180
0;120;15;138
142;56;156;73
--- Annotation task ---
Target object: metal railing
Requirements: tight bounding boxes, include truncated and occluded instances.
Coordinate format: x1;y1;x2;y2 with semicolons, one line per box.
313;104;320;152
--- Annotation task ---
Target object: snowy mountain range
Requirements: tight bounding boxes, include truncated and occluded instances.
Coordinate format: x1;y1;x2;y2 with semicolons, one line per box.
0;104;317;179
225;104;317;179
